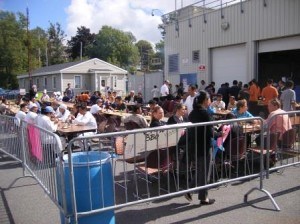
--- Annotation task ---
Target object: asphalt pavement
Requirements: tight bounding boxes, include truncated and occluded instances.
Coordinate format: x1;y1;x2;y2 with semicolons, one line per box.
0;152;299;224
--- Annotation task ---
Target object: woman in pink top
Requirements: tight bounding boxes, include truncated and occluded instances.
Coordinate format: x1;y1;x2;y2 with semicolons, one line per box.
264;98;292;141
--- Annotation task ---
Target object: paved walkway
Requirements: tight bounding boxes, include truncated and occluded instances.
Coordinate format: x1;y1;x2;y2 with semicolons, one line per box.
0;153;299;224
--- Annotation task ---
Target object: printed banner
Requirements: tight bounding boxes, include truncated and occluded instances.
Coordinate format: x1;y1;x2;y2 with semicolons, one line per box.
125;128;184;157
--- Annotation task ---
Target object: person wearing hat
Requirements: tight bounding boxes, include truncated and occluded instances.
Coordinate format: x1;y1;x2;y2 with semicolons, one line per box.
30;96;41;113
35;106;61;164
40;89;50;103
90;99;103;115
56;104;71;122
35;106;58;132
55;92;63;101
24;103;38;124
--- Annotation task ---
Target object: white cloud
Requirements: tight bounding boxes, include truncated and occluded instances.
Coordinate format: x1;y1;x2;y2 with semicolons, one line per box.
65;0;241;44
65;0;177;44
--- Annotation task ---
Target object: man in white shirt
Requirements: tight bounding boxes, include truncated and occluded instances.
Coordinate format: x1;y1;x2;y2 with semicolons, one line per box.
90;99;103;115
35;106;61;163
160;80;170;101
151;85;160;102
56;104;71;122
74;104;97;128
73;104;97;149
210;94;226;110
184;85;197;114
24;103;38;124
15;103;28;125
35;106;58;132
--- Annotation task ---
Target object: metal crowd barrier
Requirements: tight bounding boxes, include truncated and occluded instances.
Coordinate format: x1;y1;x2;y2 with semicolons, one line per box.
0;115;22;162
0;111;299;223
0;115;67;221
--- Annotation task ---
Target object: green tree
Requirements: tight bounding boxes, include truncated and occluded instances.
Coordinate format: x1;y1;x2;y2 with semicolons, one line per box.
154;40;164;70
86;26;139;69
31;27;48;67
67;26;95;60
135;40;154;71
0;11;27;88
47;22;66;65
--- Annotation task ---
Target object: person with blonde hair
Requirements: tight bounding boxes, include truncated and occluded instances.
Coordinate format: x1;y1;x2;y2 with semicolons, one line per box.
150;106;166;127
232;99;254;119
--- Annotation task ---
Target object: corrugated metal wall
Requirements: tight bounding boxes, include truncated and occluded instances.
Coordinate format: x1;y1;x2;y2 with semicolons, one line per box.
127;71;164;102
164;0;300;87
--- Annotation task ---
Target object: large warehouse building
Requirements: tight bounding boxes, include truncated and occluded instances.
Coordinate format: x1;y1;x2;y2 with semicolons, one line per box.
162;0;300;90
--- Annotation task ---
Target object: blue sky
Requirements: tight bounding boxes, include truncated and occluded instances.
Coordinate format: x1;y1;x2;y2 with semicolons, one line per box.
0;0;238;44
0;0;175;44
0;0;69;31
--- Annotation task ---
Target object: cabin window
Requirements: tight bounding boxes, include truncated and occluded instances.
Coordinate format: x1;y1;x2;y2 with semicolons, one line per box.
74;75;82;89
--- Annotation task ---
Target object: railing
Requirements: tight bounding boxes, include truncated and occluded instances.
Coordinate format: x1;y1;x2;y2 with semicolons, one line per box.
0;111;299;223
161;0;247;25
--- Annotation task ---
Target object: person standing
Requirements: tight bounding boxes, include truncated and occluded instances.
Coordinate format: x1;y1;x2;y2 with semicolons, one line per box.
280;80;296;112
184;90;215;205
217;83;230;107
160;80;170;101
65;83;74;101
184;85;197;115
261;79;279;106
238;84;250;102
229;80;241;100
248;79;261;116
277;80;286;98
151;85;160;102
29;84;38;99
199;80;206;91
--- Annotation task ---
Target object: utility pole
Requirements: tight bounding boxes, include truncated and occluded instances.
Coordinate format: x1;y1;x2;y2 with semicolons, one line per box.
80;41;83;61
26;7;32;88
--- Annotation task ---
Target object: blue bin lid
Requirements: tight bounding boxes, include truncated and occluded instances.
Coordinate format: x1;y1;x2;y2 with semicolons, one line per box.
62;151;111;167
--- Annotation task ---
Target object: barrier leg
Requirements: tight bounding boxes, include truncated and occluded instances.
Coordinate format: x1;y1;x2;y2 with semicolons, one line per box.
244;187;281;211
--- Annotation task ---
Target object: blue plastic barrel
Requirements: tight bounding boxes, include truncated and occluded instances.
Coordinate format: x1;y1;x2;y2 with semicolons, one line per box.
57;151;115;224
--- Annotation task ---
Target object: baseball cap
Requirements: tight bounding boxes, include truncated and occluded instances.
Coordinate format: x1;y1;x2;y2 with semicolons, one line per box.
44;106;55;113
29;103;38;110
59;104;67;110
